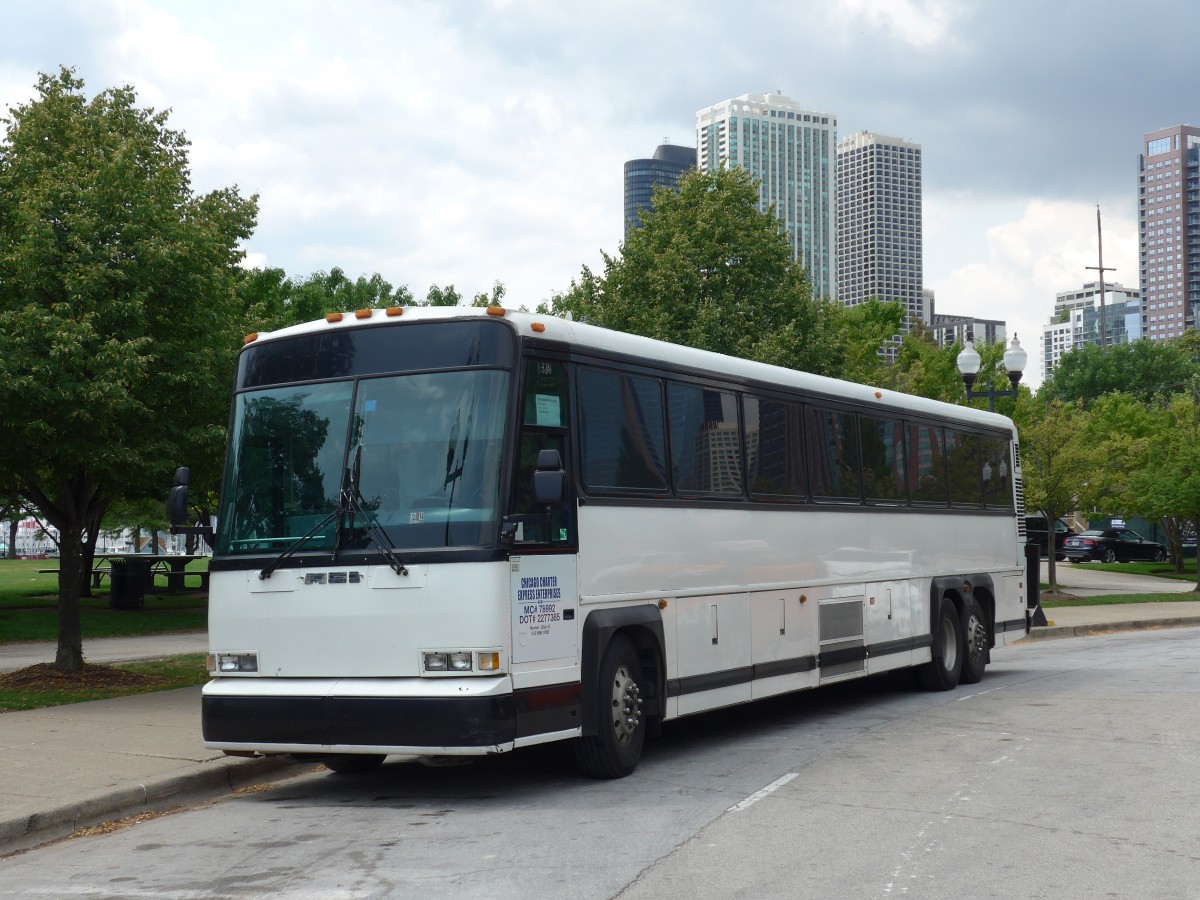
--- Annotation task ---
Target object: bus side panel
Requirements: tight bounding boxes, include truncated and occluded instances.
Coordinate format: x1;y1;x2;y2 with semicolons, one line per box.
673;591;752;715
749;588;818;700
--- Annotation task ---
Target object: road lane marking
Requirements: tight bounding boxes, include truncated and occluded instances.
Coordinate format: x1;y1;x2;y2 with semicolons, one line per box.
728;773;798;811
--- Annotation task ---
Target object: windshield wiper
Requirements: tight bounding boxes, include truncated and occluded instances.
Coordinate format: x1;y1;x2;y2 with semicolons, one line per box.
343;446;408;576
258;447;407;579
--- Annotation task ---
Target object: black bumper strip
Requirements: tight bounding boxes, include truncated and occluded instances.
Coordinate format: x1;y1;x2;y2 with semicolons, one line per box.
996;617;1028;634
203;694;518;748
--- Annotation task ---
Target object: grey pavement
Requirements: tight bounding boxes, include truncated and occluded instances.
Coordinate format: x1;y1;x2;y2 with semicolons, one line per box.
2;567;1200;856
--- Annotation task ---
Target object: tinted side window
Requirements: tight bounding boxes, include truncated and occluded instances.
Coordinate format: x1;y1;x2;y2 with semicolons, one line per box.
667;383;742;496
806;407;861;501
907;423;948;505
860;415;907;504
982;435;1013;510
744;396;807;499
578;368;668;492
945;430;982;506
514;360;570;544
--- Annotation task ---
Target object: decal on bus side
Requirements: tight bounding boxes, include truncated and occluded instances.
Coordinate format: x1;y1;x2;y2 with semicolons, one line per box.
510;556;578;664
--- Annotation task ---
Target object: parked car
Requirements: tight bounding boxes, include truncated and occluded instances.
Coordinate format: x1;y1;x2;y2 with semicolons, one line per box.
1025;516;1072;560
1062;528;1167;564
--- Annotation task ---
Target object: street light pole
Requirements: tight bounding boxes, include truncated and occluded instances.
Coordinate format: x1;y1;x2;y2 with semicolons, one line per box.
956;334;1029;412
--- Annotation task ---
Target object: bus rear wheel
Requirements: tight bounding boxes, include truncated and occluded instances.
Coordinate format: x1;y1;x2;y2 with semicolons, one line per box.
574;635;646;779
917;595;963;691
324;754;386;775
959;596;989;685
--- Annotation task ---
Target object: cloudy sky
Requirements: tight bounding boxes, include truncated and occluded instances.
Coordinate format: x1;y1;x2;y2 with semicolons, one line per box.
4;0;1194;387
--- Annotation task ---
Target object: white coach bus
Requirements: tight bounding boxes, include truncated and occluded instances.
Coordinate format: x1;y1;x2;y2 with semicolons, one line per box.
171;306;1036;779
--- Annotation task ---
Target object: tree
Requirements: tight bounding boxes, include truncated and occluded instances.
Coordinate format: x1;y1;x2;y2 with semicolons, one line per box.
241;266;413;333
0;68;258;671
1046;339;1197;407
1013;396;1098;594
1107;390;1200;586
550;168;885;377
887;324;970;403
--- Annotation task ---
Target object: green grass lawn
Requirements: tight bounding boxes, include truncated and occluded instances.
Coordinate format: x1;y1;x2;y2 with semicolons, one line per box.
0;558;207;643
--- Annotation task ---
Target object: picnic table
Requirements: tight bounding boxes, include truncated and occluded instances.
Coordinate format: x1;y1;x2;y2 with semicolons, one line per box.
97;554;210;609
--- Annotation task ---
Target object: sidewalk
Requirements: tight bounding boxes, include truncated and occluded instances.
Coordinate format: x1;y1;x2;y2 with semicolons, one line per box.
3;586;1200;855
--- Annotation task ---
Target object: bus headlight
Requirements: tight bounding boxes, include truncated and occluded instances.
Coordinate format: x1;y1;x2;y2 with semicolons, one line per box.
421;649;503;675
209;652;258;674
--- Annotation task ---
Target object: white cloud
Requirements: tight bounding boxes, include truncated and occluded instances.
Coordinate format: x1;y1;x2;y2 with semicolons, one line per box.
826;0;965;49
929;197;1139;388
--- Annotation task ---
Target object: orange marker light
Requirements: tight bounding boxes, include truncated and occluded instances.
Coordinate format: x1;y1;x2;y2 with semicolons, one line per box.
486;306;507;316
355;308;372;319
243;333;259;345
386;307;404;317
326;312;343;323
531;322;546;333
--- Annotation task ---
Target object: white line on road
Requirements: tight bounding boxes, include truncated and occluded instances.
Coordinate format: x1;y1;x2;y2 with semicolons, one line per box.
728;773;798;811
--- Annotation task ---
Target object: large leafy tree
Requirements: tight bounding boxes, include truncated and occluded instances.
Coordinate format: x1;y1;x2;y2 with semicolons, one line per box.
1046;338;1198;407
0;68;258;671
551;167;886;378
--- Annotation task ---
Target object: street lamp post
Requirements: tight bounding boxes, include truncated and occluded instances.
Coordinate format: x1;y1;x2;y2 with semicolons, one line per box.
956;334;1028;412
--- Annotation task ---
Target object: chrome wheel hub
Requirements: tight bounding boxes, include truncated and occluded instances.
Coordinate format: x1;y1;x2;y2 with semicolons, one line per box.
611;665;643;747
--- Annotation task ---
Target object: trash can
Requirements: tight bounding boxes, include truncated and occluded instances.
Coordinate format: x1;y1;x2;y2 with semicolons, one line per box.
109;561;145;610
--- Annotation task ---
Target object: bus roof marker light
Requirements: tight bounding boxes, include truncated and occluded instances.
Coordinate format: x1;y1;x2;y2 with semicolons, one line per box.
355;308;373;319
326;312;343;323
385;307;404;317
243;333;259;345
531;322;546;333
486;306;507;317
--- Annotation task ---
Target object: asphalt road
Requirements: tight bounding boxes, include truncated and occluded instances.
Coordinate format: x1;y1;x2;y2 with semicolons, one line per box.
3;627;1198;899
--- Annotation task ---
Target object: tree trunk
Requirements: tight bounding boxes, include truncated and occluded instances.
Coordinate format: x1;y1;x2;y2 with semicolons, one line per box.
1165;517;1185;574
79;508;104;598
55;531;86;671
6;517;17;559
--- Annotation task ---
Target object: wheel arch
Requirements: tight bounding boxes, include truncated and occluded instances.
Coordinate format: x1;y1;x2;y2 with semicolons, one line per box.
928;574;995;657
580;606;665;736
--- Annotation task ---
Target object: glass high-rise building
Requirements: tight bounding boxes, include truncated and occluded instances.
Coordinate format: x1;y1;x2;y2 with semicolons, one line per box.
696;92;837;299
1139;125;1200;341
836;132;924;329
623;144;696;236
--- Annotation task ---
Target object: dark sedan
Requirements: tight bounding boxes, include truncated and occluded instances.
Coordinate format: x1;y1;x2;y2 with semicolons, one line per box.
1062;528;1167;564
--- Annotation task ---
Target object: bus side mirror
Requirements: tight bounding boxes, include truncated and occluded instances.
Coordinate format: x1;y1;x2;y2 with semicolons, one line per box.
167;467;191;527
532;449;566;509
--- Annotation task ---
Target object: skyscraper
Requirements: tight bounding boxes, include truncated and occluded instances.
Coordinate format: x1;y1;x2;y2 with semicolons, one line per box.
836;132;924;328
623;143;696;236
696;92;837;299
1138;125;1200;341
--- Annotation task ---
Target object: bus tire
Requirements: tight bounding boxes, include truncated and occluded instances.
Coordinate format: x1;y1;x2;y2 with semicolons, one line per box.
324;754;386;775
917;595;962;692
574;635;646;779
959;596;988;685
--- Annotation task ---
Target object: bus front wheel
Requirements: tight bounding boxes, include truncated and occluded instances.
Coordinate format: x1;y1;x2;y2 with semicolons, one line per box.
917;595;963;692
574;635;646;778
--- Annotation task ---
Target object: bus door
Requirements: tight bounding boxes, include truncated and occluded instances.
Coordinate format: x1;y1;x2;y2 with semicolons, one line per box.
508;358;579;670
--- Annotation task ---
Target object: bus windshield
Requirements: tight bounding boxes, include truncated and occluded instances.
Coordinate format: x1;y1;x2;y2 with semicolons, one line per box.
217;369;510;556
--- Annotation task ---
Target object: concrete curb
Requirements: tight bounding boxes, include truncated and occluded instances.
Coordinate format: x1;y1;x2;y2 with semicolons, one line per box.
0;755;304;856
1021;615;1200;641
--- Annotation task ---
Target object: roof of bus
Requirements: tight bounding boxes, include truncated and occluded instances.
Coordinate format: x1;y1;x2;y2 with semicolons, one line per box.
248;306;1017;435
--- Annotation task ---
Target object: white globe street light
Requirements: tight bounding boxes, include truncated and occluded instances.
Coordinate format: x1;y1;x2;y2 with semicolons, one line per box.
957;334;1027;411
